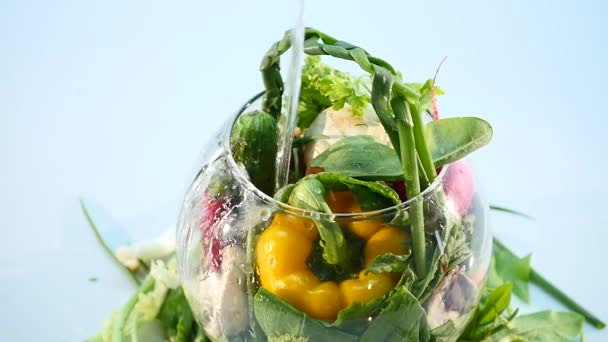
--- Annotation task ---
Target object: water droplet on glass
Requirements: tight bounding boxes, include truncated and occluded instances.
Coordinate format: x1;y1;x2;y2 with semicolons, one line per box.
260;209;271;221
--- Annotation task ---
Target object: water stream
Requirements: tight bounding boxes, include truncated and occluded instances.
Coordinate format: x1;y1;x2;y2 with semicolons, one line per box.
274;0;305;192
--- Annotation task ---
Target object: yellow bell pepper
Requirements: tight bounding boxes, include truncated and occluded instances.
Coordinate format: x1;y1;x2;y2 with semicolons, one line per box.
256;196;410;321
339;271;395;307
256;214;342;320
326;191;384;239
364;226;409;267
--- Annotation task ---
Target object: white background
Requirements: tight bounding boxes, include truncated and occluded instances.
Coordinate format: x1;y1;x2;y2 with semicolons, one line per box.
2;0;607;340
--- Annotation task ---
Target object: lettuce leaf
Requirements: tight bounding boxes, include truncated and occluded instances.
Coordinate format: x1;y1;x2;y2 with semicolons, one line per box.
298;56;370;129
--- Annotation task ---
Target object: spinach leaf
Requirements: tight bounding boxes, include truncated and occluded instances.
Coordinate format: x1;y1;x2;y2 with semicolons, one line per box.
331;265;416;336
274;184;296;203
308;172;401;211
254;288;358;342
425;117;493;167
484;311;584;342
365;253;411;274
359;287;431;342
310;118;492;181
331;295;387;336
486;246;531;302
288;179;348;267
288;178;332;212
310;136;403;180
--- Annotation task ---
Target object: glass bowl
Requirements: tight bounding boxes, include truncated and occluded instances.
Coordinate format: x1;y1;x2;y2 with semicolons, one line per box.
176;92;492;342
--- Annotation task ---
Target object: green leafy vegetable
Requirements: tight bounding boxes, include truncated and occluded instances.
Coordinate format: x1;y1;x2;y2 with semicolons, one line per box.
486;246;531;302
86;259;190;342
493;238;606;329
254;288;358;342
330;296;386;335
331;265;418;337
484;311;584;342
406;80;444;116
308;172;401;211
311;117;493;180
274;184;296;203
288;178;348;267
461;283;516;341
476;283;512;326
298;56;370;129
111;276;156;342
288;178;332;212
359;287;430;342
425;117;493;167
365;253;411;274
310;136;403;180
157;287;195;342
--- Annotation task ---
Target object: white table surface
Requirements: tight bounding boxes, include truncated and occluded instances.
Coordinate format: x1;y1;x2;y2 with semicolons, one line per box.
2;0;607;340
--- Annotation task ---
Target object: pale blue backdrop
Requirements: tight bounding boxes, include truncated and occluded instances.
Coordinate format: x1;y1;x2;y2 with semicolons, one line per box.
1;0;607;340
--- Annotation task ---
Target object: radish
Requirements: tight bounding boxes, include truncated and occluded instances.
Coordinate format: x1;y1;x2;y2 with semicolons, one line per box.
443;160;474;216
200;194;228;273
392;181;407;202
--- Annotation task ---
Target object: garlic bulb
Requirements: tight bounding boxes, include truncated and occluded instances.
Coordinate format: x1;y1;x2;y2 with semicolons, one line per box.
199;245;249;338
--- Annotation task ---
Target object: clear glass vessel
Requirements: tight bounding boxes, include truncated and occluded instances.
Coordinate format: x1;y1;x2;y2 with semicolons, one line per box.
176;93;492;342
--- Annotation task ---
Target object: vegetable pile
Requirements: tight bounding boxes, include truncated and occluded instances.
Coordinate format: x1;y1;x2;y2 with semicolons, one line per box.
86;28;605;342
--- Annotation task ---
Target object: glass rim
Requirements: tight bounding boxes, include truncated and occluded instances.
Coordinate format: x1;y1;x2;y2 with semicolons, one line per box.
222;91;450;221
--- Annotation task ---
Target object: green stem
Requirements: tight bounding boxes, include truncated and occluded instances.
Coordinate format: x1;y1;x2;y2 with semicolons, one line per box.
392;98;427;279
130;317;139;342
489;205;535;220
80;199;141;286
371;69;400;156
493;238;605;329
417;154;430;188
112;276;155;342
409;100;437;182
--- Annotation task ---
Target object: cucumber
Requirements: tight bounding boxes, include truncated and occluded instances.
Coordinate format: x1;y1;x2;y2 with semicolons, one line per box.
230;110;277;196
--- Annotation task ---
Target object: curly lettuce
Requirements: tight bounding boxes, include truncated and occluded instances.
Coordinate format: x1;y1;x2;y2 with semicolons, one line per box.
298;56;370;129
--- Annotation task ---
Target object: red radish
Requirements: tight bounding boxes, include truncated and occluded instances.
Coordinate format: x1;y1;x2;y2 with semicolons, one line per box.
200;194;227;273
443;160;474;216
392;181;408;202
